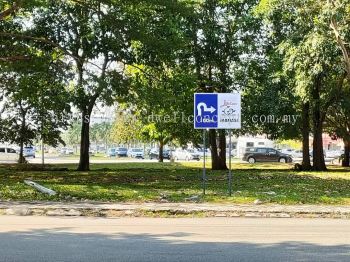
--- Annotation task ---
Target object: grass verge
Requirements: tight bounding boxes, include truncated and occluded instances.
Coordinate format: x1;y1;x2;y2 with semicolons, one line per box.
0;162;350;205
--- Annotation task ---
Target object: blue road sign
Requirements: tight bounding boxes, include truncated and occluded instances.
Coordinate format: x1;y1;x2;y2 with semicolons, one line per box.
194;93;241;129
194;93;218;129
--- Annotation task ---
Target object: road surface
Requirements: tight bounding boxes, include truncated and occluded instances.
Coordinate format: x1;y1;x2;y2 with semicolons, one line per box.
0;216;349;262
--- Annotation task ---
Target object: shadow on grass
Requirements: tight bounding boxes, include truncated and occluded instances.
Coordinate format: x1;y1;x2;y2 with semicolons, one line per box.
1;162;350;172
0;227;349;262
1;162;350;204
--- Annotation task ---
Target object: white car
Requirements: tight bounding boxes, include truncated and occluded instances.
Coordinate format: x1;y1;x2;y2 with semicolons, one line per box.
196;148;211;158
325;150;343;158
291;150;303;158
225;148;237;157
231;149;237;157
0;147;19;162
60;147;74;155
23;146;36;158
173;148;200;161
128;148;144;158
281;148;295;155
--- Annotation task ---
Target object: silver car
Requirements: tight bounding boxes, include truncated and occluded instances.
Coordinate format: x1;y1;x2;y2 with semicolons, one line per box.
23;146;35;158
0;147;19;162
173;148;201;161
128;148;144;159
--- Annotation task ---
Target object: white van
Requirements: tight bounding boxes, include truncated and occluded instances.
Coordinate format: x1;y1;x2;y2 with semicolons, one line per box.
0;147;19;162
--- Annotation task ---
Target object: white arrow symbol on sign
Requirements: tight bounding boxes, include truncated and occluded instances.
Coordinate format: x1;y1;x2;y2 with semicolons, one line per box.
197;102;216;116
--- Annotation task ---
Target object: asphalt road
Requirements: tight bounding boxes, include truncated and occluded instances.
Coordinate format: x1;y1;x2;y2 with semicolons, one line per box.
0;216;349;262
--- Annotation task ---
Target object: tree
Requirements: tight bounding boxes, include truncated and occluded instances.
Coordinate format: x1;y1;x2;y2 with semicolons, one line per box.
0;56;71;162
0;0;46;62
326;85;350;167
121;1;200;162
127;63;198;162
110;110;142;147
62;120;81;152
256;0;346;171
326;1;350;166
328;0;350;83
28;0;198;170
183;0;260;170
30;0;137;170
90;122;112;150
0;0;22;21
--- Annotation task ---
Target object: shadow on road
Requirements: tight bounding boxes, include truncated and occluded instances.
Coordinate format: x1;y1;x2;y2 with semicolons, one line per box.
0;227;349;262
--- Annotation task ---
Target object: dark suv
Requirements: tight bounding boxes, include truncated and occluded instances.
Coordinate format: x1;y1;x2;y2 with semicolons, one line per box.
242;147;293;163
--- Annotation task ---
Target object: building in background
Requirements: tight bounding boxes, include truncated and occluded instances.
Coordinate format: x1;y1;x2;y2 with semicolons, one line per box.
89;105;116;125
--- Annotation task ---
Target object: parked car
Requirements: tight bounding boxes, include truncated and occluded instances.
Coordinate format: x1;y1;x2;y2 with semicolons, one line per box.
60;147;74;155
309;150;325;158
325;150;343;158
173;148;201;161
225;148;237;157
196;148;211;158
23;146;35;158
281;148;295;155
59;148;67;155
242;147;293;163
231;149;237;157
89;149;96;156
106;148;117;157
340;152;350;160
291;150;303;158
116;147;128;157
149;148;171;160
128;148;144;158
0;147;19;162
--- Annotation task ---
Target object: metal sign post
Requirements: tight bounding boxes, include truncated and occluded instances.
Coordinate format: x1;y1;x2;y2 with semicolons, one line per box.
41;138;45;167
194;93;241;197
228;130;232;196
202;129;206;195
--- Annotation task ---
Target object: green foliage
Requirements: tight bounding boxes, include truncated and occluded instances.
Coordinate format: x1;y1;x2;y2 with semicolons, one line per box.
253;0;348;142
31;1;131;108
326;83;350;141
276;139;302;150
128;65;198;146
90;122;112;145
2;0;350;166
0;55;71;147
110;110;142;146
62;120;81;146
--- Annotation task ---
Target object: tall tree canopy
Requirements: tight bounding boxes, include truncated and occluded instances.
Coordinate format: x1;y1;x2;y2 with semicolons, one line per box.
256;0;347;170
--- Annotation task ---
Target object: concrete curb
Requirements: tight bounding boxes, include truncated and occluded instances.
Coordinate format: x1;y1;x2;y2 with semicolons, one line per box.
1;202;350;219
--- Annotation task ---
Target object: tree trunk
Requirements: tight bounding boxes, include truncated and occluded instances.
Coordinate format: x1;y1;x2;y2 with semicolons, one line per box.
311;75;327;171
77;110;91;171
18;107;26;164
0;1;20;21
209;129;218;168
209;129;227;170
158;140;164;163
18;140;25;164
301;102;311;170
218;130;227;169
312;124;326;171
342;140;350;167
